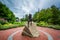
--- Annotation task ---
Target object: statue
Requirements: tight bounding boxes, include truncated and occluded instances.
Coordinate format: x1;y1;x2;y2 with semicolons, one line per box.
28;14;32;27
22;13;40;37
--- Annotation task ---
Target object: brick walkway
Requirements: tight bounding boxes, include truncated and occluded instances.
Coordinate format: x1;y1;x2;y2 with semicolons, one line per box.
0;27;60;40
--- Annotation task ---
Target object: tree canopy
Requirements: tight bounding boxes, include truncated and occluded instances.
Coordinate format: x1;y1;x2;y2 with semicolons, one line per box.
33;5;60;25
0;2;16;23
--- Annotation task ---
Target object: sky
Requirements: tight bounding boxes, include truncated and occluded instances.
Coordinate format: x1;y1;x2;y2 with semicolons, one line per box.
0;0;60;18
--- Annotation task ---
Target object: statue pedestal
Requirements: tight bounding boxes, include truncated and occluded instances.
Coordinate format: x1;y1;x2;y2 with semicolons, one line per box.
22;23;40;37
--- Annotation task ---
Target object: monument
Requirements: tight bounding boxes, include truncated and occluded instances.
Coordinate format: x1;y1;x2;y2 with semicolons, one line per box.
22;14;40;37
28;14;32;27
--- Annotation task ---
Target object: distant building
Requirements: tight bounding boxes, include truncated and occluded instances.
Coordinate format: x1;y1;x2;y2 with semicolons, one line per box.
0;18;7;22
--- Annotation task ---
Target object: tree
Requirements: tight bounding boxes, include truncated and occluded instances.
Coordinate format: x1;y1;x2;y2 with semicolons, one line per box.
51;5;60;24
25;14;28;21
33;5;60;25
16;17;19;22
0;2;16;23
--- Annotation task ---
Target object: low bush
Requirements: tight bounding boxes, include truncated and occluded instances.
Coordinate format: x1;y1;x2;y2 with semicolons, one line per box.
37;21;60;30
0;22;26;30
47;25;60;30
37;21;48;27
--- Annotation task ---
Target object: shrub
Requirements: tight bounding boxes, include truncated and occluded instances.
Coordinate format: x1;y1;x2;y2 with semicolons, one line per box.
47;25;60;30
37;21;48;26
0;22;26;30
37;21;60;30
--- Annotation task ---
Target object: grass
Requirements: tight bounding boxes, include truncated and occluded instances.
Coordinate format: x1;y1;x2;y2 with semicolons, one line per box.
0;21;26;30
37;21;60;30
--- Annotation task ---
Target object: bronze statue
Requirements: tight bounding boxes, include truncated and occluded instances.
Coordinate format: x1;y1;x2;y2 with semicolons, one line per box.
22;14;40;37
28;14;32;27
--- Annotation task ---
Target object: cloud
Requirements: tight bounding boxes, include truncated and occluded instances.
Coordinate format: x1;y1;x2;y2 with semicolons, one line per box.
22;0;35;14
0;0;60;18
14;12;24;18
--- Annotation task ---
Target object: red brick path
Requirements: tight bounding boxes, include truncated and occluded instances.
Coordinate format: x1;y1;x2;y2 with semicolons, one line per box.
0;27;60;40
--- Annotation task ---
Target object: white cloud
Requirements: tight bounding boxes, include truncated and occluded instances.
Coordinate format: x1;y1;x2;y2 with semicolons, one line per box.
1;0;60;18
38;0;46;10
22;0;35;14
14;12;24;18
22;6;30;13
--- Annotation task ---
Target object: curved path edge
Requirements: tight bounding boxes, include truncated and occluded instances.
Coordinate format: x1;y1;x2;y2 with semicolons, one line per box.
8;30;53;40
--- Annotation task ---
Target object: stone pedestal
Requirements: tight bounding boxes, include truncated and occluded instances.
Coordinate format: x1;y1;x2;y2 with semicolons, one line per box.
22;23;40;37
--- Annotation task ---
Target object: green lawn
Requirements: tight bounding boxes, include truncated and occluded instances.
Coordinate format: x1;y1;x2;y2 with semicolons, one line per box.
0;21;26;30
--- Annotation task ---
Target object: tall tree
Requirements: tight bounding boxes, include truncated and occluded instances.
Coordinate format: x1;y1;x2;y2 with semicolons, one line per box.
33;5;60;25
0;2;16;23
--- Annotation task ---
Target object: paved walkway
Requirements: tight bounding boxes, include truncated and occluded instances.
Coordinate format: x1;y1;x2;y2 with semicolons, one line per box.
0;27;60;40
